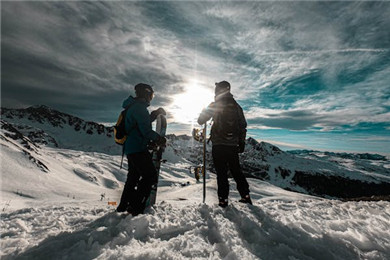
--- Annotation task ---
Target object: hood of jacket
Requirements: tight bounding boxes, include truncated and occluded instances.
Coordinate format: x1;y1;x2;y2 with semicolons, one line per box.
122;96;150;109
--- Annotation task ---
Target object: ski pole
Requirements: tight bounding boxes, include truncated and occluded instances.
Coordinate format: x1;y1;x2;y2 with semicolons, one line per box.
203;124;207;203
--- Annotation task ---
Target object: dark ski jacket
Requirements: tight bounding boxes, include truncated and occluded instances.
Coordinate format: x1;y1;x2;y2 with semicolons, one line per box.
122;96;160;155
197;93;247;146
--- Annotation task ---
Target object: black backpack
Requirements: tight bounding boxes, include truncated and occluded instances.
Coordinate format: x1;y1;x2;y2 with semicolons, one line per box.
213;99;241;141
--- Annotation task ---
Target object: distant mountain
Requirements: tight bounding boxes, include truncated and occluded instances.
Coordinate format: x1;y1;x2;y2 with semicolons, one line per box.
288;149;387;161
167;136;390;200
1;105;389;200
1;105;119;154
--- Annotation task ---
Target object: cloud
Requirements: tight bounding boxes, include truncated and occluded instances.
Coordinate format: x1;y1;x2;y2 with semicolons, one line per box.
246;104;390;132
247;109;324;131
1;1;389;153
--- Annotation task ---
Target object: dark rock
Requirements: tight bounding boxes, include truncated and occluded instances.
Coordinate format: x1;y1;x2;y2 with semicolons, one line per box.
293;170;390;199
277;167;291;179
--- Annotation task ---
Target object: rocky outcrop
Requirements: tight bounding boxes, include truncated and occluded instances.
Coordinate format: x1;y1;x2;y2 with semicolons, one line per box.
1;120;49;172
293;170;390;199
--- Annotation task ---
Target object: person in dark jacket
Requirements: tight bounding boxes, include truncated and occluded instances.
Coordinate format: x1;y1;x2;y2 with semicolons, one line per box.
198;81;252;208
117;83;166;215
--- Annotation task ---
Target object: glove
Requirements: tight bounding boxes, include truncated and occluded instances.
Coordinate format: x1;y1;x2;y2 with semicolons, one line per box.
155;136;167;147
150;108;166;122
238;141;245;153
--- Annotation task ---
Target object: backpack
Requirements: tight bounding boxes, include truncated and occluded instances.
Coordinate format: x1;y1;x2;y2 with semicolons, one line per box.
114;110;127;145
212;99;241;141
114;105;131;145
114;105;132;169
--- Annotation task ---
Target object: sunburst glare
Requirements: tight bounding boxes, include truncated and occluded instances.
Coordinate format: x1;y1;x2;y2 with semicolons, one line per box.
170;81;214;125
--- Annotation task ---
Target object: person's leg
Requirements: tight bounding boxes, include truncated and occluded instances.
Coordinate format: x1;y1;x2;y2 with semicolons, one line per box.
212;145;229;202
227;146;250;199
129;151;157;215
117;154;141;212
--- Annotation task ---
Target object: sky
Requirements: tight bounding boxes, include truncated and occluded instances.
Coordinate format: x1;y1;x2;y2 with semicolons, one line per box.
1;1;390;154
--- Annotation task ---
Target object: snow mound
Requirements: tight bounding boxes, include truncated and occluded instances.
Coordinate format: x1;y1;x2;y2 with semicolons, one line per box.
2;197;390;260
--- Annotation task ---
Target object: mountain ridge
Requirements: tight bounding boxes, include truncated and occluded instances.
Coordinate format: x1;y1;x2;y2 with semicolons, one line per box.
1;105;389;200
1;105;119;154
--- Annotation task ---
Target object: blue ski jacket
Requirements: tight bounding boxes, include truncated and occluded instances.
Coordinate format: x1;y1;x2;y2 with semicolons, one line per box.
122;96;160;155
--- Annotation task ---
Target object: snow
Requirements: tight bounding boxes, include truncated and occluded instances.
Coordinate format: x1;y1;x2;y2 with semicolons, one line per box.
2;188;390;259
1;109;390;259
2;144;390;259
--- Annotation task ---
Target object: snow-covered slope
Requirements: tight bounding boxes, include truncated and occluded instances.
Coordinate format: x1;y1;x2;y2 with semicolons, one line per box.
1;120;126;208
167;135;390;199
241;138;390;199
1;105;390;200
1;106;390;259
1;106;120;154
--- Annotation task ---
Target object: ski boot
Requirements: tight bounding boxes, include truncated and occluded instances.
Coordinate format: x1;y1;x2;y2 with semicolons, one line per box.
239;195;253;205
218;197;228;208
116;202;128;213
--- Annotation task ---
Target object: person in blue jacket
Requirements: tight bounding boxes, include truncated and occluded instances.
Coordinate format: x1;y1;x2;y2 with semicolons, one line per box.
117;83;166;215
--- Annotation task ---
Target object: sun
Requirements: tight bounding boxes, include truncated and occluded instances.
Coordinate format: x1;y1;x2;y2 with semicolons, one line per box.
170;81;214;124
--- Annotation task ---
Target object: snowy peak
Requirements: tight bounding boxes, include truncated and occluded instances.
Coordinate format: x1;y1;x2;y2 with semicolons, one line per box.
1;106;119;154
247;137;283;157
288;149;387;161
1;106;113;136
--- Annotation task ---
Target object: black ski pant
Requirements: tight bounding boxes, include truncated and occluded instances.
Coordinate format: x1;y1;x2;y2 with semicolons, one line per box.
119;151;157;214
212;145;250;200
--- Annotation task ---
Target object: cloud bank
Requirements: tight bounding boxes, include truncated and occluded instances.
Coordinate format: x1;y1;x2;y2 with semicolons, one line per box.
1;1;389;152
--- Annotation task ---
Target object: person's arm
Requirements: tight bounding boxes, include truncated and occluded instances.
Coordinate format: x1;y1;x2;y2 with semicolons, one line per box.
237;104;247;152
133;105;160;141
197;102;215;125
237;104;247;130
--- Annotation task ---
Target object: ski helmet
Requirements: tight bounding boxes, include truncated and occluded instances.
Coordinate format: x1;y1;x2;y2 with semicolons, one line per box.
215;81;231;96
135;83;154;101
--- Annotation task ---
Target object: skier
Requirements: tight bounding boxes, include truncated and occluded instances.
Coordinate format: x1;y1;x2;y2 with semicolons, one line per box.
116;83;166;215
197;81;252;208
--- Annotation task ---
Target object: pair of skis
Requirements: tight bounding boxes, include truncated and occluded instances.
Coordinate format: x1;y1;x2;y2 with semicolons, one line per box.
192;125;207;203
145;114;167;208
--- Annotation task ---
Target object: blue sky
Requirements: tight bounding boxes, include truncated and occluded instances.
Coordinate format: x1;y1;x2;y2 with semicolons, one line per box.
1;1;390;154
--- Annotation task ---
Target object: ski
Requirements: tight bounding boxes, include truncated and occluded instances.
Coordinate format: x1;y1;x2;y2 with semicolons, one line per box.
145;114;167;208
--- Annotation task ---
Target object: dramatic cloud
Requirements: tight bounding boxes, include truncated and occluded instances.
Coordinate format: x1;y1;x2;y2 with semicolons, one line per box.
1;1;389;153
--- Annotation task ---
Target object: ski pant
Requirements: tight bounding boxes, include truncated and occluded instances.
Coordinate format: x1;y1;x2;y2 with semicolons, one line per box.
212;145;250;200
119;151;157;214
